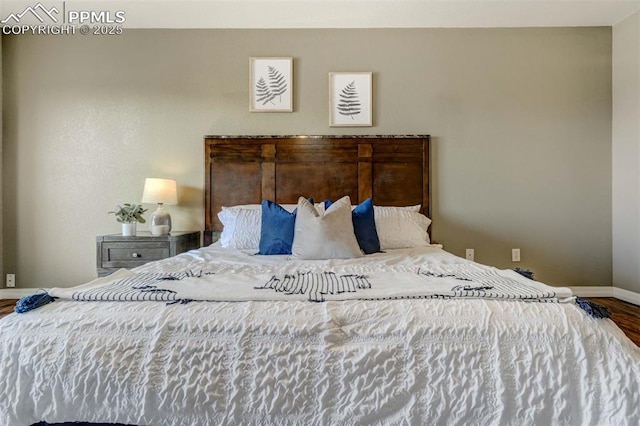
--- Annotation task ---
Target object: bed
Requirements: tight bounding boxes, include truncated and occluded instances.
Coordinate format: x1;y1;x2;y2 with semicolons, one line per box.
0;135;638;426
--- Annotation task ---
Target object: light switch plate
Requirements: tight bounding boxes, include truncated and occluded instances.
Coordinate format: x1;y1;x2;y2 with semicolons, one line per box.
466;249;474;261
512;248;521;262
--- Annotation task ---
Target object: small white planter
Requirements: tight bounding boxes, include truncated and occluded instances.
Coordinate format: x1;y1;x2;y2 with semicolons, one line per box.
121;222;137;236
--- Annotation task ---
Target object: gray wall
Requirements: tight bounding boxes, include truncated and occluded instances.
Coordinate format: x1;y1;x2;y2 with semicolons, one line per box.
2;28;612;288
613;13;640;294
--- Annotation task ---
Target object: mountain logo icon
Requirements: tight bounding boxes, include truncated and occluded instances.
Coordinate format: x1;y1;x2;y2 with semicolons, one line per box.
1;2;59;24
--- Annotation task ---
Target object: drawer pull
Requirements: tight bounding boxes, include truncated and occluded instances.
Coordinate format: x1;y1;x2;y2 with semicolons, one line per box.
132;253;141;258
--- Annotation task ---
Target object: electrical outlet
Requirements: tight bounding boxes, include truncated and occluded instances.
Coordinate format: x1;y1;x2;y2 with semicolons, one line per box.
512;248;521;262
6;274;15;288
465;249;474;261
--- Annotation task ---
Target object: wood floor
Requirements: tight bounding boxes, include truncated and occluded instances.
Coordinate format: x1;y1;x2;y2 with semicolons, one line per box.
587;298;640;346
0;299;17;316
0;297;638;347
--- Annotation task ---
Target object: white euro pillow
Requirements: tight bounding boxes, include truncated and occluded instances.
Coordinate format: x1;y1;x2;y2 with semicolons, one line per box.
292;196;363;260
217;207;262;250
374;206;432;249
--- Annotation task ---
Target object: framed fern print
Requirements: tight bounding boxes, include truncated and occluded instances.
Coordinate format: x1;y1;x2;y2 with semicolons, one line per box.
329;72;372;127
250;57;293;112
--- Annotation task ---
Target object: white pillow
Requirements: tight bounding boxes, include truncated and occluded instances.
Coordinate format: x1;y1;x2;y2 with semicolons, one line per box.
374;206;432;249
292;196;363;260
384;204;421;212
217;207;262;250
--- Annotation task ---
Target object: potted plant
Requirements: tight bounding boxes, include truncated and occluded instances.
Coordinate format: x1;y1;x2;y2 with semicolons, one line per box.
109;203;148;236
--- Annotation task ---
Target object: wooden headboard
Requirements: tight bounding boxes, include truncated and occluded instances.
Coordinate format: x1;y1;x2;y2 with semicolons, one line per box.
204;135;431;246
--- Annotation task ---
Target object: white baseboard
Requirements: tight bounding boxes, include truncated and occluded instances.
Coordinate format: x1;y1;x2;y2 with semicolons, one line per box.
569;286;614;298
569;286;640;306
2;286;639;306
613;287;640;306
0;288;43;299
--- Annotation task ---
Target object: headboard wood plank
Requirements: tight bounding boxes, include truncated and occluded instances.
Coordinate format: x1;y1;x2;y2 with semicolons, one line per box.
261;144;276;201
204;135;430;246
358;143;373;202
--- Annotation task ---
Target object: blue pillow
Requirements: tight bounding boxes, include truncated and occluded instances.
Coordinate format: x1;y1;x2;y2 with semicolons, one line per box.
258;199;312;255
324;197;380;254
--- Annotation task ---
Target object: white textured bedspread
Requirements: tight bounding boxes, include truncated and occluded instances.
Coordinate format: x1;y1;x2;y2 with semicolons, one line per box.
0;246;639;425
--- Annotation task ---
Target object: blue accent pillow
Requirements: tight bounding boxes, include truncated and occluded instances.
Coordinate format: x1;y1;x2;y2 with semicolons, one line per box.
324;197;380;254
259;199;312;255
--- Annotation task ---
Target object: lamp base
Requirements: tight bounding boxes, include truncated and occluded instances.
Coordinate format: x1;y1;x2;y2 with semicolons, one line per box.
149;204;172;236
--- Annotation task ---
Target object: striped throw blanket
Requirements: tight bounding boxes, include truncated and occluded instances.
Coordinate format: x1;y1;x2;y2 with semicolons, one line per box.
46;265;571;304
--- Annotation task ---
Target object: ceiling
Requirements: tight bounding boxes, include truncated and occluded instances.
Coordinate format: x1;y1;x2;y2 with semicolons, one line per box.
2;0;640;29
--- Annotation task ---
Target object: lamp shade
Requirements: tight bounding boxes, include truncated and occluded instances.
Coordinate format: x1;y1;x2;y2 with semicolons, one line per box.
141;178;178;205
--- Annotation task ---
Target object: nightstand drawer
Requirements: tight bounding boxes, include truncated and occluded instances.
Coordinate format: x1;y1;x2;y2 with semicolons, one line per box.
101;242;170;268
96;231;201;277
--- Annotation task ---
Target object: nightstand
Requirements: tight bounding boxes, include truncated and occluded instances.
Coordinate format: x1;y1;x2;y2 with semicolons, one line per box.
96;231;201;277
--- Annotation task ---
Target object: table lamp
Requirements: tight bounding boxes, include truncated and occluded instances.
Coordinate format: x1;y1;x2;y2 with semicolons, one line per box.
141;178;178;236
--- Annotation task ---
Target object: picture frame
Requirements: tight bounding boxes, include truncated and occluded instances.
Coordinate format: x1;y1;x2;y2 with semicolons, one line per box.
329;72;372;127
250;57;293;112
